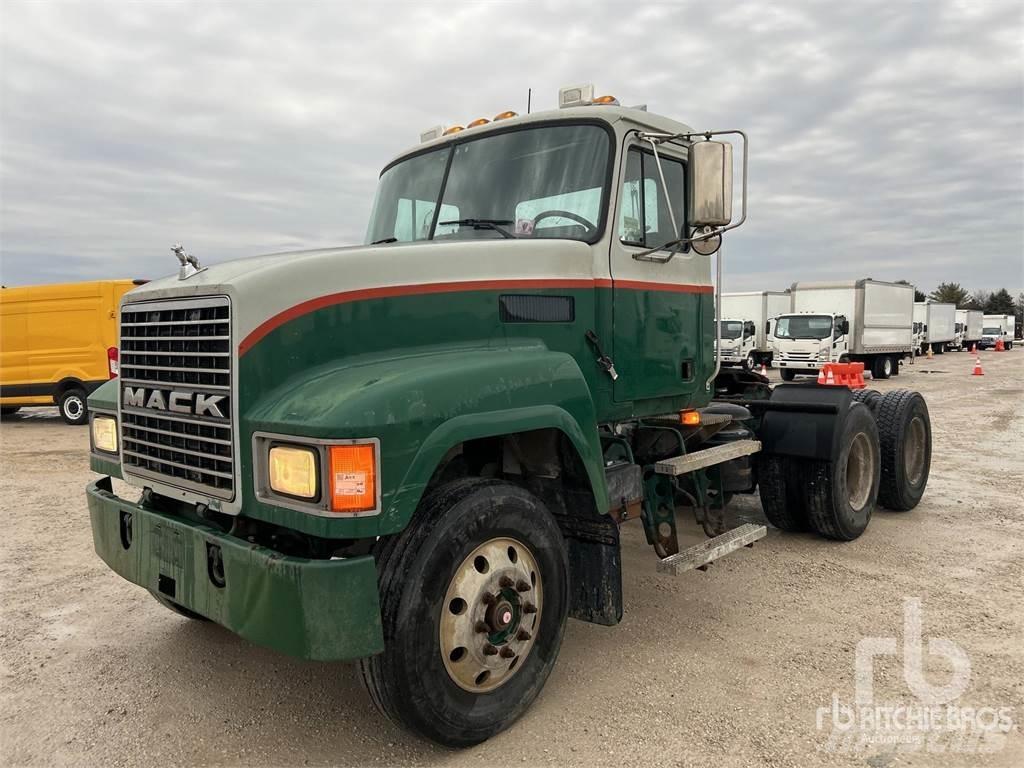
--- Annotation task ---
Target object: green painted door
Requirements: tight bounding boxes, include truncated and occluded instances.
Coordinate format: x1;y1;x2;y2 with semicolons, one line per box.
609;143;711;405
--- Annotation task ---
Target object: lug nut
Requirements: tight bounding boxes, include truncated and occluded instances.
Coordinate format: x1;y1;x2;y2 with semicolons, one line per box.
522;602;538;614
498;575;514;589
481;593;497;605
483;644;499;656
474;621;489;634
516;629;532;642
515;579;531;592
499;646;516;659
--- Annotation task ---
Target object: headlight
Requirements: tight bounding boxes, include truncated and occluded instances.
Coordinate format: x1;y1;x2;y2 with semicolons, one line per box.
92;415;118;453
269;445;319;499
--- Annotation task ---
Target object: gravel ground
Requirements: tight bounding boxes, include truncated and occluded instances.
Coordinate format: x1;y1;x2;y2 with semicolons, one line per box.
2;349;1022;767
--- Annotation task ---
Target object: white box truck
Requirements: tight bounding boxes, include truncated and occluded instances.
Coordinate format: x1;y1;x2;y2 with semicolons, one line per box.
980;314;1016;349
954;309;984;351
716;291;791;370
913;301;956;354
773;279;914;381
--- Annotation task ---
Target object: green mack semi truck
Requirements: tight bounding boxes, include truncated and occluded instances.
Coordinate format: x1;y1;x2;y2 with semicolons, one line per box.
85;84;933;747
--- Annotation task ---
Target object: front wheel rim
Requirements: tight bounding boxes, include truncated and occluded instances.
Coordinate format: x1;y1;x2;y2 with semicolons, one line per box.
439;537;543;693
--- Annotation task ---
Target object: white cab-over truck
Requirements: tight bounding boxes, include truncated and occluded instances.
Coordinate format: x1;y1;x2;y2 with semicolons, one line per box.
980;314;1016;349
773;279;914;381
716;291;791;370
913;301;955;354
954;309;984;351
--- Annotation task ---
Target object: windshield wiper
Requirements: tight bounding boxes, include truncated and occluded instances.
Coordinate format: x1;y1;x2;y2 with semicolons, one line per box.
439;218;515;239
371;237;398;245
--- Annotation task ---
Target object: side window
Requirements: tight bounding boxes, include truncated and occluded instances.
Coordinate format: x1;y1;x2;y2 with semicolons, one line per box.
618;148;686;247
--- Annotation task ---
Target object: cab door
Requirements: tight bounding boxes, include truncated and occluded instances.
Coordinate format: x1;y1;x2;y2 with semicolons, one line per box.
609;142;712;406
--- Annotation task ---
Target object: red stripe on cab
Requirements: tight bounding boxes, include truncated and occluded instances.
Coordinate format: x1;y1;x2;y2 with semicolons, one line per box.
239;277;712;356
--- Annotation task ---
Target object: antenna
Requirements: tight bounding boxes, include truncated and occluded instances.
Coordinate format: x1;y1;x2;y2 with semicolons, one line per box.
527;88;531;114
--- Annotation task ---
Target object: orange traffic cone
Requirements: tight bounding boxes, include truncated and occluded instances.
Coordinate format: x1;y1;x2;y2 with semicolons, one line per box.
926;346;933;359
972;357;984;376
825;367;836;385
971;343;976;354
760;363;768;376
995;338;1005;352
817;368;826;384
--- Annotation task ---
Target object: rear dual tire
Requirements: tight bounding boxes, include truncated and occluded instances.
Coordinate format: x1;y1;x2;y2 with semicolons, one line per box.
758;402;881;541
876;390;931;511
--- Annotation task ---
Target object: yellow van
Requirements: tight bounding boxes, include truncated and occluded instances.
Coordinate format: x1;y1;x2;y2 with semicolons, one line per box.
1;280;143;424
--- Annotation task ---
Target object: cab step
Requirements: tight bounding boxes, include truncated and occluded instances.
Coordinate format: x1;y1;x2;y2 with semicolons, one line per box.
653;439;762;476
656;523;768;575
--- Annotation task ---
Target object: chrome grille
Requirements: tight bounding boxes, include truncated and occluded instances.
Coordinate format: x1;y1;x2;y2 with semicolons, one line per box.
119;297;234;499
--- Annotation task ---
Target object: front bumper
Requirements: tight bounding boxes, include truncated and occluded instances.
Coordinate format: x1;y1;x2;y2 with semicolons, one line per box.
87;478;384;661
776;359;826;370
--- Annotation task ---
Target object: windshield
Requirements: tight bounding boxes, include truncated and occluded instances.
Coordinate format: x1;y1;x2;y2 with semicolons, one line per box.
775;315;833;340
719;321;743;340
365;124;611;245
983;327;1000;335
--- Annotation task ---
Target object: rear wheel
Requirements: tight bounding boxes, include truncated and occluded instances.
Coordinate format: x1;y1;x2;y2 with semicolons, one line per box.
58;388;88;425
803;403;880;541
780;368;796;382
358;478;568;747
871;356;893;380
150;591;210;621
757;456;810;531
850;388;882;413
876;390;931;511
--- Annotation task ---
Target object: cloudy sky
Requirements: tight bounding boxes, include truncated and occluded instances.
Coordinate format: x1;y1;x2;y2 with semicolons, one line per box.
2;0;1022;295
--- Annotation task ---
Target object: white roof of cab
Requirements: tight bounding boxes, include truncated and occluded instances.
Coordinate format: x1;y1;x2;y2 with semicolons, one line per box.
383;105;697;170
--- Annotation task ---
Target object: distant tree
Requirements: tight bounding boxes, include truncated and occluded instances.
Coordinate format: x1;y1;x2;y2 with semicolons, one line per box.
928;282;970;307
896;280;926;302
985;288;1015;314
969;290;991;310
1016;293;1024;338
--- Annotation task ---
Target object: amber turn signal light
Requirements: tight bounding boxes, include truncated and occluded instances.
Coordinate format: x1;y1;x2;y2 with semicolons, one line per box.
680;410;701;426
329;444;377;513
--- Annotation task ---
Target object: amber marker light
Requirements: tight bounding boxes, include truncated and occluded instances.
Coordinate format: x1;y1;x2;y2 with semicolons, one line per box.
442;125;465;135
681;410;701;426
593;95;620;105
493;110;518;120
330;443;377;513
467;118;490;128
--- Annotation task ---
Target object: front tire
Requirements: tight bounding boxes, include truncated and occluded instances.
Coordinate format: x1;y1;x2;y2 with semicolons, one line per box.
744;352;756;372
780;368;796;382
358;478;569;747
58;388;88;425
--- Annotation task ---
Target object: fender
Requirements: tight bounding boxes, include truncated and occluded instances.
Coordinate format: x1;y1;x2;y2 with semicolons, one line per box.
242;342;608;537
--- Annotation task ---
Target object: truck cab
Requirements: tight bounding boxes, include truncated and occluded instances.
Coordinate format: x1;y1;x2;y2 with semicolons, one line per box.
714;318;757;369
771;312;840;379
83;84;932;748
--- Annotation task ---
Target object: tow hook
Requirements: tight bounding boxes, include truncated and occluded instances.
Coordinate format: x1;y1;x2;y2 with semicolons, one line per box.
585;330;619;380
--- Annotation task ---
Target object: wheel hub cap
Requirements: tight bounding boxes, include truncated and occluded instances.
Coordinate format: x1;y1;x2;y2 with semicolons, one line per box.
440;537;542;693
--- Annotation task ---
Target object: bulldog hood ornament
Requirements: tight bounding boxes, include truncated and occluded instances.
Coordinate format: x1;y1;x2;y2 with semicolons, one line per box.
172;243;204;280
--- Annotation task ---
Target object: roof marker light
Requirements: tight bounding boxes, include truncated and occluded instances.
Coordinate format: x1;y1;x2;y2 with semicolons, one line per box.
442;125;465;136
593;95;619;105
558;83;595;108
493;110;518;120
467;118;490;128
420;125;444;143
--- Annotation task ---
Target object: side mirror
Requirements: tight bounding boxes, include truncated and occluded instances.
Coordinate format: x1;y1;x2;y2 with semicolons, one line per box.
842;320;850;335
688;140;733;228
